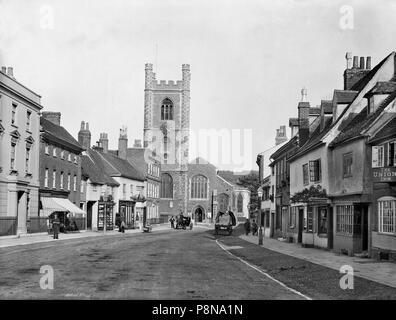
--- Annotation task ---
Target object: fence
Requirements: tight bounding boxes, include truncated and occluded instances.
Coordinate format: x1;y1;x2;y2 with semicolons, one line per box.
28;217;48;234
0;217;17;236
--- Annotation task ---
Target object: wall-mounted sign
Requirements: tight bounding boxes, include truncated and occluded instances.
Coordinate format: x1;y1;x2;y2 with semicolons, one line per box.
373;167;396;182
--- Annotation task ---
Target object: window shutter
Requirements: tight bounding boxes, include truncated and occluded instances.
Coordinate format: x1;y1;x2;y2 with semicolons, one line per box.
318;159;322;181
309;161;314;181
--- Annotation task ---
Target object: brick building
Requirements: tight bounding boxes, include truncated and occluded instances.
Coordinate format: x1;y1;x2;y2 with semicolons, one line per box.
38;112;85;230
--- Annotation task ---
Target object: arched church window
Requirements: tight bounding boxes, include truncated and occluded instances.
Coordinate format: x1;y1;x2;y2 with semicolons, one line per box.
191;175;208;199
161;98;173;120
237;193;243;213
161;173;173;198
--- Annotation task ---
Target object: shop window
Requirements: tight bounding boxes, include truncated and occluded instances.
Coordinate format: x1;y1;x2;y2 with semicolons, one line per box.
336;205;353;235
343;152;353;178
378;198;396;234
318;207;327;234
372;146;384;168
306;207;313;232
289;207;296;227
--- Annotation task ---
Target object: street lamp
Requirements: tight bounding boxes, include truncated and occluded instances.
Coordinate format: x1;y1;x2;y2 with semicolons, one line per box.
257;187;263;245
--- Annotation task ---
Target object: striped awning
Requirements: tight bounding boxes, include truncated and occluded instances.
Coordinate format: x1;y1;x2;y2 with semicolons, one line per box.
40;197;85;217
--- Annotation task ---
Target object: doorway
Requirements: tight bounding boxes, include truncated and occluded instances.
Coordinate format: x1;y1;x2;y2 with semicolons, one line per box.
362;205;369;251
195;207;204;223
87;201;94;229
298;208;303;243
328;207;334;249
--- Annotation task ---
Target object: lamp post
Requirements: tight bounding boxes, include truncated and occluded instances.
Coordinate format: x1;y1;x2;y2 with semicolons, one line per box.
257;187;263;245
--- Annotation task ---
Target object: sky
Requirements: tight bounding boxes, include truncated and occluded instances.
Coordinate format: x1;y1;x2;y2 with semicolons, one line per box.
1;0;396;172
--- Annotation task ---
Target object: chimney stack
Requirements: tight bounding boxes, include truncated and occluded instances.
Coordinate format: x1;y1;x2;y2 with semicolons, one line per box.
366;56;372;70
1;66;6;74
298;88;310;146
345;52;352;69
118;126;128;159
78;120;91;150
344;53;372;90
275;125;288;146
99;133;109;153
42;111;61;126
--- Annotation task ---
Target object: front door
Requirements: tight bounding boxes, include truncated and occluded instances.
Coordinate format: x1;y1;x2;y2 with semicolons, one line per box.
86;201;93;229
298;208;303;243
362;205;369;251
195;208;203;222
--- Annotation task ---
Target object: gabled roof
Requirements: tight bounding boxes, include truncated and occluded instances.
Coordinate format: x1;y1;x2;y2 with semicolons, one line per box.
96;151;146;181
82;149;119;186
216;173;249;191
364;82;396;97
320;100;333;114
40;117;83;151
369;115;396;144
333;89;359;104
329;90;396;148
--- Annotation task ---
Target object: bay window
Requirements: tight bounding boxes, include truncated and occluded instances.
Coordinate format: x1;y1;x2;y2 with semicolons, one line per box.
378;197;396;234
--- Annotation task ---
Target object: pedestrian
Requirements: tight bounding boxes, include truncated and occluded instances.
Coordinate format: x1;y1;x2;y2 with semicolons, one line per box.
120;220;126;233
52;214;60;239
170;216;175;229
252;219;258;236
243;218;250;236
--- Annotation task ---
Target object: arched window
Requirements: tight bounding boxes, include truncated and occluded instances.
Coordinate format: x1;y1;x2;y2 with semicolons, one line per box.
161;98;173;120
237;193;243;213
218;193;229;212
161;173;173;198
190;175;208;199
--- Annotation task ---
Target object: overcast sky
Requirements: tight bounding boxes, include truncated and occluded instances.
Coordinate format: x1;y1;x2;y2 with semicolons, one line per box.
1;0;396;171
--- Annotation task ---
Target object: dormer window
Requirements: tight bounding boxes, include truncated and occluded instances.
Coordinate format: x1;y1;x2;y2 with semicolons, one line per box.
161;98;173;120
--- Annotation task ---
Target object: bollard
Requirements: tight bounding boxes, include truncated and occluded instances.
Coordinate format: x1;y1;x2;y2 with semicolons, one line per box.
258;226;263;245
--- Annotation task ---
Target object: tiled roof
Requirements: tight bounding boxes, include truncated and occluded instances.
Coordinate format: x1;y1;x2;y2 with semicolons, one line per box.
217;171;248;190
97;151;146;181
333;90;359;104
329;90;396;148
369;115;396;143
270;136;298;161
125;148;147;175
364;81;396;97
83;149;119;186
40;117;82;151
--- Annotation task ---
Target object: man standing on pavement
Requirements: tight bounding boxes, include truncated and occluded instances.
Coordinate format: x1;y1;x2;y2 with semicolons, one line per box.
170;216;175;229
243;218;250;236
52;213;60;239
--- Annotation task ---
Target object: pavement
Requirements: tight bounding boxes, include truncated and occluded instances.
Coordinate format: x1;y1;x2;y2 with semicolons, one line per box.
0;223;171;249
240;233;396;289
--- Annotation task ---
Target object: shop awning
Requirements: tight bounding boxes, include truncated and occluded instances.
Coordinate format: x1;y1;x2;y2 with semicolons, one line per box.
40;197;85;217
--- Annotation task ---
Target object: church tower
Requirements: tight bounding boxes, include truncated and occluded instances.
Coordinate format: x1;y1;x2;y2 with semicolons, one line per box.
143;63;191;215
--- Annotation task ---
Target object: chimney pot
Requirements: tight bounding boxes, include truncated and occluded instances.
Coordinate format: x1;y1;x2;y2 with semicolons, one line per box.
80;121;85;130
7;67;13;77
353;56;359;68
86;122;89;130
366;56;372;70
360;57;365;69
345;52;352;69
1;66;6;74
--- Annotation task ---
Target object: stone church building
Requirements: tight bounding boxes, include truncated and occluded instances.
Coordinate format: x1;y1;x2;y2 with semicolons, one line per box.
143;63;250;223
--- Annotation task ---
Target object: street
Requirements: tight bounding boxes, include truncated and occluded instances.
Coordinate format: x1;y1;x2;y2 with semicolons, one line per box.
0;226;395;300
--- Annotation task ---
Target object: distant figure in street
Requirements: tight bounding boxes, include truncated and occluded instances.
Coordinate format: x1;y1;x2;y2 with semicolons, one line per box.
120;220;126;233
251;220;258;236
170;216;175;229
244;218;250;236
52;214;60;239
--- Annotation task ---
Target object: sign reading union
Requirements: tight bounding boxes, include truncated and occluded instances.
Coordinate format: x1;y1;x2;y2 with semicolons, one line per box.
373;167;396;182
